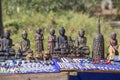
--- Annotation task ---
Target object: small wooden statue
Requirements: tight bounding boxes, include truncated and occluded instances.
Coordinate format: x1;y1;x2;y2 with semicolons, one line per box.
34;28;44;54
0;34;4;61
17;31;33;59
54;27;69;55
107;32;120;60
26;50;34;61
75;29;90;58
43;50;52;61
48;29;56;54
35;54;43;60
2;30;15;59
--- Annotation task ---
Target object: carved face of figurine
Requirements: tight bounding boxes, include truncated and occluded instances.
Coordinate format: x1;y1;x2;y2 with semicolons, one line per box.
79;29;85;37
4;30;10;39
59;27;65;36
111;32;116;40
22;31;28;40
36;28;42;34
50;29;55;36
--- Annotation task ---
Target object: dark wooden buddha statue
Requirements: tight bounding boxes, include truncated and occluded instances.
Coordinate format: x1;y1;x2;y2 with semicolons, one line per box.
75;29;90;58
17;31;33;59
54;27;69;56
0;30;15;60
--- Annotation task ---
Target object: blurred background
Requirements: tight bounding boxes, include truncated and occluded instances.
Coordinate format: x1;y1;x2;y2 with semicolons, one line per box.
1;0;120;57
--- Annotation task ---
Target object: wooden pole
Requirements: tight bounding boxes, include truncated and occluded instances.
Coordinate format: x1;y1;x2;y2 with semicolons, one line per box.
0;0;3;37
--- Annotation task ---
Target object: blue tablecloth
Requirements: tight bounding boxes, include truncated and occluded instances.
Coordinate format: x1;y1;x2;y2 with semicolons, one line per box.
0;59;60;73
69;72;120;80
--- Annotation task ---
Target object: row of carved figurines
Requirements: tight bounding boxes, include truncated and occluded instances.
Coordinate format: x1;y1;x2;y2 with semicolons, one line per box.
0;27;118;61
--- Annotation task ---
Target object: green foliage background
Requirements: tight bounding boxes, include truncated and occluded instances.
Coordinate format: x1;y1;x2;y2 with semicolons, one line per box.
2;0;120;57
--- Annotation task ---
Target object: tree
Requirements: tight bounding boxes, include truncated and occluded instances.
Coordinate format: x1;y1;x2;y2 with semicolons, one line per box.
0;0;3;37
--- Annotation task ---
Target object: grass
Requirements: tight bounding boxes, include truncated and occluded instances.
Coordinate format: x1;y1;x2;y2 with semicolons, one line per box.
3;11;120;57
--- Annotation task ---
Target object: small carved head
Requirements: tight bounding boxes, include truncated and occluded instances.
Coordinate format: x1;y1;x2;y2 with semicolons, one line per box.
79;29;85;37
22;31;28;39
4;30;11;39
36;28;42;34
59;27;65;36
111;32;116;40
50;29;55;35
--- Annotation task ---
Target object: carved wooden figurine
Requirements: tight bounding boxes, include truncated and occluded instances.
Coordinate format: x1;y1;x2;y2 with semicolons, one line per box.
48;29;56;54
107;32;120;60
75;29;90;58
54;27;69;56
34;28;44;54
2;30;15;60
43;50;52;61
17;31;33;59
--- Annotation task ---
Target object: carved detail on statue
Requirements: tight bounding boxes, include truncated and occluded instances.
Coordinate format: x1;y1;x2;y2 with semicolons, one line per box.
92;35;104;59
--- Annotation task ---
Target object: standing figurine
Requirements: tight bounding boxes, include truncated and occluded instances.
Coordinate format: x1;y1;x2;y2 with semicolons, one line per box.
75;29;90;58
107;32;120;60
48;29;56;54
17;31;33;59
34;28;44;54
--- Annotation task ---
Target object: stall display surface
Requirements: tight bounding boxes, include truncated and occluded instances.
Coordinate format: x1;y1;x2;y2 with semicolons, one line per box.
0;60;60;74
56;58;120;72
0;58;120;74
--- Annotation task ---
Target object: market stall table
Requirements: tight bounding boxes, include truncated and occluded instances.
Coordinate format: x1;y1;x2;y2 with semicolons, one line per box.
0;72;68;80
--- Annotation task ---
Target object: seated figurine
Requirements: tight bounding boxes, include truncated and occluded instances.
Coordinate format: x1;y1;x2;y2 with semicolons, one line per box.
43;51;52;61
0;35;5;61
17;31;33;59
35;54;43;60
75;29;90;58
0;30;15;60
54;27;69;56
107;32;120;60
26;50;34;61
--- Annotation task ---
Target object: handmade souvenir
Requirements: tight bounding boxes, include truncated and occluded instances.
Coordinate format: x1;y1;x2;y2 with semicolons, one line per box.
92;16;104;59
34;28;44;54
75;29;90;58
48;29;56;54
17;31;33;59
107;32;120;60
